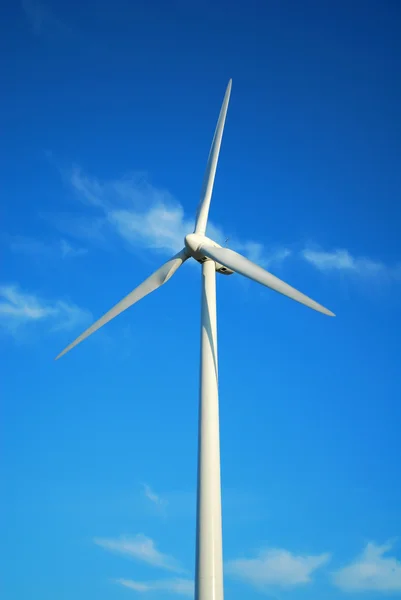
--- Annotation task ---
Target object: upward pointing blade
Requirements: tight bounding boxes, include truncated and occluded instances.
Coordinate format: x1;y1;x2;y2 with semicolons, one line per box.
200;243;335;317
55;248;189;360
194;79;232;236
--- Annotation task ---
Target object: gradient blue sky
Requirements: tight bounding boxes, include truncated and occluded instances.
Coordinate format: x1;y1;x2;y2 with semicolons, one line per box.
2;1;401;599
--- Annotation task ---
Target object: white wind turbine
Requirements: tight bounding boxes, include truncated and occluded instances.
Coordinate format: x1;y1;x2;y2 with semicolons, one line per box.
56;79;335;600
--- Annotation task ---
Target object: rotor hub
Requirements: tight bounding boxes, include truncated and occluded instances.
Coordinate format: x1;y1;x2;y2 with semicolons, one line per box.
185;234;234;275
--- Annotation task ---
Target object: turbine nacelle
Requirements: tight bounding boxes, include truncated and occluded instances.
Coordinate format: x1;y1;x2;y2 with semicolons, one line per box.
185;233;234;275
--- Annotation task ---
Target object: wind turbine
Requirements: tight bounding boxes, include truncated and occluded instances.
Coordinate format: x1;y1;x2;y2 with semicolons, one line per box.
56;79;335;600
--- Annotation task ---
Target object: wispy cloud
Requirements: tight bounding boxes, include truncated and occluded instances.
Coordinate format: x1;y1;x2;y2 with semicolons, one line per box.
226;546;330;589
116;578;194;597
5;235;87;260
142;483;165;507
60;239;87;258
302;247;401;280
21;0;72;38
63;167;291;268
94;534;183;573
232;241;291;269
332;541;401;593
0;284;91;336
51;164;401;291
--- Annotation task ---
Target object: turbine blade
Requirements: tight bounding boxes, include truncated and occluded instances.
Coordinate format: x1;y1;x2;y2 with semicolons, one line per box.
200;244;335;317
55;248;189;360
194;79;232;235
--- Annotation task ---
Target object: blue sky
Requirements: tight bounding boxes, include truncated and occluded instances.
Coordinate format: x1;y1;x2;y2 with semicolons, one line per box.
2;1;401;598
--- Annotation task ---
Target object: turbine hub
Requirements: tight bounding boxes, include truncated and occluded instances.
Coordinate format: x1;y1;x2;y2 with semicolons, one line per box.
185;233;207;255
185;233;234;275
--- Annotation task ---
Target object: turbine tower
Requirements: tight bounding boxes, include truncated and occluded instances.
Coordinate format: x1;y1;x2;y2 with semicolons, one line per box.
56;80;335;600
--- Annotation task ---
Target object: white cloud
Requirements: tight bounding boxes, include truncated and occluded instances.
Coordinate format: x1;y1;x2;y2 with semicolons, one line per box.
332;541;401;593
21;0;72;38
235;242;291;269
143;483;165;507
66;167;291;267
59;239;87;258
6;235;87;259
302;248;401;279
109;204;191;254
116;578;194;597
226;547;330;589
54;165;401;292
94;534;183;572
67;168;192;254
0;284;91;336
